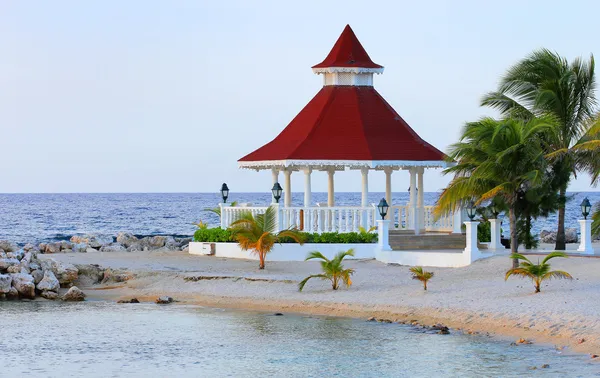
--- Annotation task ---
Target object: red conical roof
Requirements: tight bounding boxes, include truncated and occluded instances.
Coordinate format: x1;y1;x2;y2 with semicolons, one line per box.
238;86;445;163
312;25;382;69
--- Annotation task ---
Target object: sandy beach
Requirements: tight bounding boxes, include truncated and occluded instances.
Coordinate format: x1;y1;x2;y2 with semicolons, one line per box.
40;247;600;357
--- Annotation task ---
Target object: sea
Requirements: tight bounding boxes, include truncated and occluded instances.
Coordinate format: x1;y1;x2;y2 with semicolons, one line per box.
1;301;599;378
0;192;597;245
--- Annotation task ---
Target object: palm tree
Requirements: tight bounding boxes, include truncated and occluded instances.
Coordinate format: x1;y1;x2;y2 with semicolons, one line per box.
592;204;600;239
505;252;572;293
409;266;434;291
435;116;553;267
228;206;304;269
482;49;599;250
298;249;355;291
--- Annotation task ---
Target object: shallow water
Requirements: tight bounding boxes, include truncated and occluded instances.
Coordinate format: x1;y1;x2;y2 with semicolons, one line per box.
0;301;598;377
0;192;597;245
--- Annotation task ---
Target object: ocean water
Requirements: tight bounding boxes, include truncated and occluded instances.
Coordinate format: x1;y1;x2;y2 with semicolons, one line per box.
0;192;597;245
1;301;598;378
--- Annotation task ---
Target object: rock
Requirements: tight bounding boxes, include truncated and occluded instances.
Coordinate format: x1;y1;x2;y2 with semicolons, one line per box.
273;313;283;316
155;296;173;304
38;243;47;252
126;243;143;252
148;236;167;249
6;286;19;299
31;269;44;285
116;232;139;248
71;234;113;249
540;229;578;244
23;243;38;252
86;248;98;253
6;252;16;258
99;243;126;252
74;264;104;285
164;236;179;250
0;240;17;252
0;274;12;294
117;298;140;304
367;317;376;322
6;265;21;274
29;261;41;271
37;270;60;292
62;286;86;301
40;290;59;300
21;251;32;264
40;259;78;286
541;364;550;369
181;245;190;253
516;338;532;345
43;243;61;254
101;268;134;283
11;273;35;299
577;337;586;344
59;241;72;251
0;257;20;272
565;228;578;243
72;243;88;253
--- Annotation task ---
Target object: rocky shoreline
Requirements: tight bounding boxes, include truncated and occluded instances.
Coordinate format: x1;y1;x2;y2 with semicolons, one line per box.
0;232;190;301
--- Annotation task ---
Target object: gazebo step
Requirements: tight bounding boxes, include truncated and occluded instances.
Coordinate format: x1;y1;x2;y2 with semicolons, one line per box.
389;234;468;250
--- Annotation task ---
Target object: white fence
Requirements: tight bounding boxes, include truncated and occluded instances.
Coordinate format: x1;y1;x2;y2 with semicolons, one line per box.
220;204;457;233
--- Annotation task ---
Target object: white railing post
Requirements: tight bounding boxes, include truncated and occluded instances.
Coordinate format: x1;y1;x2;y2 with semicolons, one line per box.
377;219;391;251
489;218;503;251
220;203;230;228
272;203;282;232
578;219;595;254
463;221;480;264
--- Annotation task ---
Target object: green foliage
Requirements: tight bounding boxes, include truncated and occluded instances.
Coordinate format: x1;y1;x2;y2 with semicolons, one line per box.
298;249;355;291
505;252;572;293
193;227;233;242
477;221;491;243
279;232;377;244
592;204;600;238
517;217;539;249
409;266;434;291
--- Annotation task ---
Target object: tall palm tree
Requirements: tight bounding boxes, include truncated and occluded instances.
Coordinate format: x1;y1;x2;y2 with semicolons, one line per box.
482;49;598;250
228;206;305;269
298;249;355;291
435;116;553;267
505;252;572;293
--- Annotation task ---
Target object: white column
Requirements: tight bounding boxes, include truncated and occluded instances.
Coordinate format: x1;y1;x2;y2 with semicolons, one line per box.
327;169;335;207
489;219;503;251
409;168;418;235
360;167;369;229
463;221;480;264
303;167;312;207
417;167;424;231
377;220;391;251
283;169;292;208
384;168;392;220
271;168;280;203
578;219;595;254
271;203;282;232
452;208;463;234
219;203;231;229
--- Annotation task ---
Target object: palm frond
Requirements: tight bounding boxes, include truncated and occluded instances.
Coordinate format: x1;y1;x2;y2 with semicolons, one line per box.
298;274;328;292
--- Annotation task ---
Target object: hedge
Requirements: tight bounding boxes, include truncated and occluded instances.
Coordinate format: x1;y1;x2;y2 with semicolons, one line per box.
193;227;377;244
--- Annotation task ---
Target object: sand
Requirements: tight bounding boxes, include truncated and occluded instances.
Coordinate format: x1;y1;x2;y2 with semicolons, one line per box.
44;249;600;357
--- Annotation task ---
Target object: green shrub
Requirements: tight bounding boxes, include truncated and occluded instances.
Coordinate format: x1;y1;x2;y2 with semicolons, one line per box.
477;221;491;242
193;227;233;242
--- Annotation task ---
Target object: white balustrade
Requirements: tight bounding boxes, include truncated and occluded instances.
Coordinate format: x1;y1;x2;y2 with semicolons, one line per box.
220;204;455;233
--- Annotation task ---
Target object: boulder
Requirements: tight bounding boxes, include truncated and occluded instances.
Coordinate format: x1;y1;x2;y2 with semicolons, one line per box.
156;296;173;304
540;229;579;244
70;235;113;249
59;241;72;251
101;268;134;284
72;243;88;253
164;236;179;250
7;286;19;299
85;248;98;253
43;243;61;254
6;265;21;274
0;257;20;272
23;243;38;252
11;273;35;299
74;264;104;285
37;270;60;292
99;243;126;252
0;274;12;294
565;228;578;243
116;232;139;248
40;290;59;300
148;236;167;249
126;243;143;252
0;240;17;253
21;251;32;265
40;259;78;286
38;243;47;252
62;286;86;301
117;298;140;304
31;269;44;285
29;261;41;271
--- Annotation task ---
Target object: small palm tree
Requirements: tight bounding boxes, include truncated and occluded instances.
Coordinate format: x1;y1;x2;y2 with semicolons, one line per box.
409;266;434;291
298;249;355;291
228;206;304;269
505;252;572;293
205;201;238;218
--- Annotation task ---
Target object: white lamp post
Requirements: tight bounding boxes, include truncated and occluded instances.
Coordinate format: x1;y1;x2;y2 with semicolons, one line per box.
489;203;504;251
577;197;594;254
463;201;480;263
376;198;391;251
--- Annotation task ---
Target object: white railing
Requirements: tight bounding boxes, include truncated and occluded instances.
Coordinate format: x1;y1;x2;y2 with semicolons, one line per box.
220;204;457;234
389;205;455;232
221;205;377;233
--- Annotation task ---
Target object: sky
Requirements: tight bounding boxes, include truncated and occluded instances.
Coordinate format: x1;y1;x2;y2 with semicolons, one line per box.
2;0;599;194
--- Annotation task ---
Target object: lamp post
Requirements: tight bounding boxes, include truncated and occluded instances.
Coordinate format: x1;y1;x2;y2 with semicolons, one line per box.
220;183;229;203
578;197;595;254
466;200;477;221
377;198;389;220
489;201;503;251
271;182;283;204
376;198;391;251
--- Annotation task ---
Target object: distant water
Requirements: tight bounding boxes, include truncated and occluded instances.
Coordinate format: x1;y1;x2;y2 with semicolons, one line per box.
0;192;597;245
1;301;597;378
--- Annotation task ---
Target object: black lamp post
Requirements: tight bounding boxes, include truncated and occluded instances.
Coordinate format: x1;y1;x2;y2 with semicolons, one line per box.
377;198;389;220
271;182;283;204
466;200;477;221
220;183;229;203
581;197;592;220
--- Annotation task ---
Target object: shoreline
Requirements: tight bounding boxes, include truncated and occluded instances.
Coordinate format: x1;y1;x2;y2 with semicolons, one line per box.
41;250;600;358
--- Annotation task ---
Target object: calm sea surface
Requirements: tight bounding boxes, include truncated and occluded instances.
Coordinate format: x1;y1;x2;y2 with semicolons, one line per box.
0;192;597;245
0;301;598;378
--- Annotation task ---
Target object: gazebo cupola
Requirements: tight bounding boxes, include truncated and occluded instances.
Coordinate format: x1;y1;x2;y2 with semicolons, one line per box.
237;24;450;234
311;24;384;87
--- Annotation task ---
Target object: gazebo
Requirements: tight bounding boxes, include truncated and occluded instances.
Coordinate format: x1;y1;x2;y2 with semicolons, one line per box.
231;25;459;235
